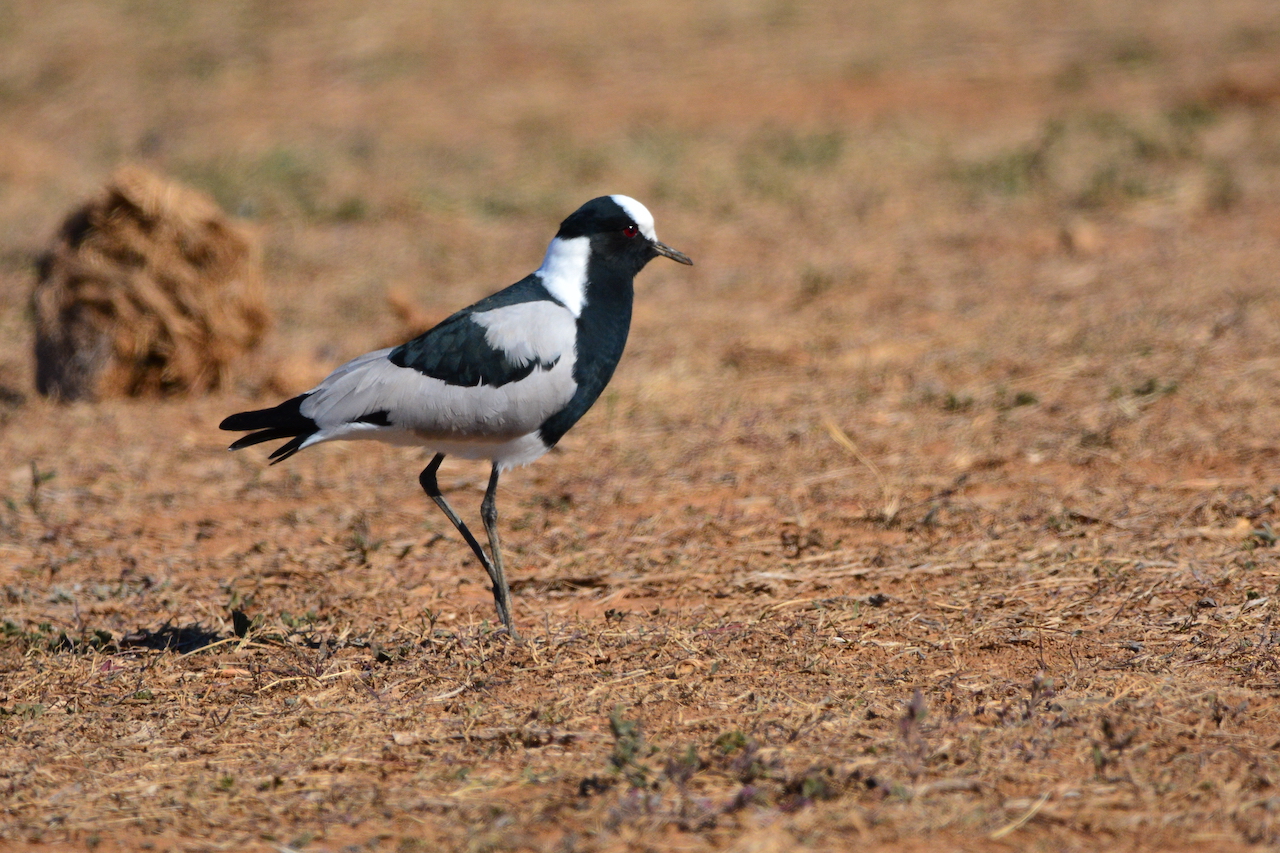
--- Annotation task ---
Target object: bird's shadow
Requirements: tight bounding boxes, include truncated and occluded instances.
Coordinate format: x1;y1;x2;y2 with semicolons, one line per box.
7;621;227;655
117;622;225;654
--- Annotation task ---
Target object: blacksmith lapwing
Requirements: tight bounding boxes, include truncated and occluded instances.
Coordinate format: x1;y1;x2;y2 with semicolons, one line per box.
220;195;692;638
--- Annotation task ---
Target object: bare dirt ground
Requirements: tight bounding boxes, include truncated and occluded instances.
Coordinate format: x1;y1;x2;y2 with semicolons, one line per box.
4;2;1280;850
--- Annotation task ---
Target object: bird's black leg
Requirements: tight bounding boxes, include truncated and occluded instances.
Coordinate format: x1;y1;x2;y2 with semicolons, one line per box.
418;454;518;637
480;463;517;639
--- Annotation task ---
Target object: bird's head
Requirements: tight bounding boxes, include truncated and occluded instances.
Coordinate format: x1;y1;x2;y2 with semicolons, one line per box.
536;196;691;316
556;195;693;271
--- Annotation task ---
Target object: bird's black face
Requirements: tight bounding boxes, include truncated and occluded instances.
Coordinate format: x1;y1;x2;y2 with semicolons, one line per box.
557;196;693;275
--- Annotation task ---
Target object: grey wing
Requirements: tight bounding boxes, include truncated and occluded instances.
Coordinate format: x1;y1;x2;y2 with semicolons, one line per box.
298;302;580;443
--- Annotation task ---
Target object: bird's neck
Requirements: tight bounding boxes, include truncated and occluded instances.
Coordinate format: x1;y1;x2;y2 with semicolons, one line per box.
534;255;639;449
576;255;635;377
536;236;590;316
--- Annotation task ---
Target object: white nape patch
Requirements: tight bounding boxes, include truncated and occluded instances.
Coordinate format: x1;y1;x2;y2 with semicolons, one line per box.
610;195;657;241
472;302;575;368
536;235;590;317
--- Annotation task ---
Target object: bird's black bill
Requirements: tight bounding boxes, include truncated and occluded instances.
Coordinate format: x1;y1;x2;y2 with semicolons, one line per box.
653;241;693;265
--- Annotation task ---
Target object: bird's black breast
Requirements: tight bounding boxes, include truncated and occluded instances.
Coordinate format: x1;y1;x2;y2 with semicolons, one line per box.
537;258;635;447
388;276;564;388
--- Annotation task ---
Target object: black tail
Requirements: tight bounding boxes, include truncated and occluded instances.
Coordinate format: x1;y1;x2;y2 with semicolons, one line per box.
220;394;317;463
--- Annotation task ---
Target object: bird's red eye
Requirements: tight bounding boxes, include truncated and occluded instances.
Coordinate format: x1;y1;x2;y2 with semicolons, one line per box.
623;224;639;238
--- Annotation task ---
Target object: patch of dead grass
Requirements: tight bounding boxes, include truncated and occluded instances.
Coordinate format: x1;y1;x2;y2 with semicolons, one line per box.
4;2;1280;851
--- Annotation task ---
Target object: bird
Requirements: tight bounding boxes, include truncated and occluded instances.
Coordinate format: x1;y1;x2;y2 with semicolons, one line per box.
220;195;692;639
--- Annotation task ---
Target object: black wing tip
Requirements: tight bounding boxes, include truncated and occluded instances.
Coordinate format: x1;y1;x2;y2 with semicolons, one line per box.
220;411;256;431
225;429;314;461
267;435;308;463
226;428;299;452
220;394;311;432
227;431;267;451
221;395;316;461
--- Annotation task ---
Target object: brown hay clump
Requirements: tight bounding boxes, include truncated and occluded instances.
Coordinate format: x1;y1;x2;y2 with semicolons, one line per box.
32;166;271;400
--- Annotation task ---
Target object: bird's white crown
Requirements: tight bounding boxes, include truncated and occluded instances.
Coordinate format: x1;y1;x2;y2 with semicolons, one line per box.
610;195;657;241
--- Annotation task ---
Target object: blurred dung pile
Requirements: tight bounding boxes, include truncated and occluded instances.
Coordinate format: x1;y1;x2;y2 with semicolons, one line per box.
31;166;270;401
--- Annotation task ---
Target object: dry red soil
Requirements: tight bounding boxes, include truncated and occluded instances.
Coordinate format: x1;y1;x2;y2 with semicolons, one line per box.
4;3;1280;851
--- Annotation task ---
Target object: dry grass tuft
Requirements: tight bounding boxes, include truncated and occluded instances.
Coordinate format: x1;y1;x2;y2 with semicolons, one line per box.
31;165;270;401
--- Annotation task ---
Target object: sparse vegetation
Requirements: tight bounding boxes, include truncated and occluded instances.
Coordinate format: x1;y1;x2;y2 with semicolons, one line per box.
2;2;1280;852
